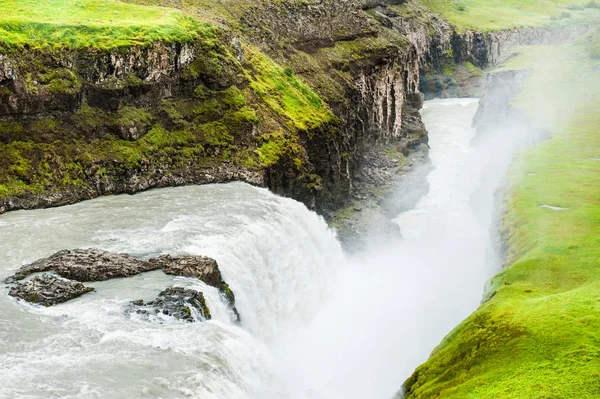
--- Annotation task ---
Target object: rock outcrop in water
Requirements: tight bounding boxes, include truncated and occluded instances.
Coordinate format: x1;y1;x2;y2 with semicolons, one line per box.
150;254;240;321
5;249;239;319
131;287;211;322
8;275;94;306
6;248;160;282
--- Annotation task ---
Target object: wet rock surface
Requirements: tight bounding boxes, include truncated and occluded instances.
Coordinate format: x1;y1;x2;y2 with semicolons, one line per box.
5;249;240;319
6;248;160;283
151;255;223;287
131;287;211;322
331;143;431;251
8;274;94;306
150;254;240;321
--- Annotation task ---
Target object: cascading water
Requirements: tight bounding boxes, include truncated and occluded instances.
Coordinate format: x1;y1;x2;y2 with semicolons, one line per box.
270;98;505;398
0;98;520;398
0;184;345;398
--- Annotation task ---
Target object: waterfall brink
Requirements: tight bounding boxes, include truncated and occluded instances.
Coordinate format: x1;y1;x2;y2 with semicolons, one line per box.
0;183;345;399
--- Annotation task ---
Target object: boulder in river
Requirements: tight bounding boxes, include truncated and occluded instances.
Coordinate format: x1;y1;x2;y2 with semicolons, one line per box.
6;248;160;282
9;274;94;306
149;254;240;321
131;287;211;322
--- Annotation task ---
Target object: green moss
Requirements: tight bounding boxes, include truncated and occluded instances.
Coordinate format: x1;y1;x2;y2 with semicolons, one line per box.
438;49;457;76
39;69;81;94
24;73;39;94
114;106;154;128
71;103;107;131
255;131;305;169
182;31;228;80
217;86;246;109
245;47;335;131
321;35;406;68
465;61;484;77
142;125;194;148
0;121;23;142
197;121;234;147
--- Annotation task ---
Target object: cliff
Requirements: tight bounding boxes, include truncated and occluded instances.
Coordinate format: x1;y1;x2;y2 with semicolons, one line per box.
0;0;595;218
0;0;431;215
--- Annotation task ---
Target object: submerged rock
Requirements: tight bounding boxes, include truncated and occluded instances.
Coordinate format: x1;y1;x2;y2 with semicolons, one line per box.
9;274;94;306
131;287;211;322
149;254;240;321
6;248;160;283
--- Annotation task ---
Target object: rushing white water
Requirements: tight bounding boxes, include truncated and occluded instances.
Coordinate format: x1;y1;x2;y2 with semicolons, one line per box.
0;184;344;398
0;98;510;398
271;98;503;398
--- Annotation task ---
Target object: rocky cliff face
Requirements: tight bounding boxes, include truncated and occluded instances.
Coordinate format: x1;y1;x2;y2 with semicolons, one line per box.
421;22;596;98
235;0;435;211
0;30;272;213
0;0;592;216
0;0;435;215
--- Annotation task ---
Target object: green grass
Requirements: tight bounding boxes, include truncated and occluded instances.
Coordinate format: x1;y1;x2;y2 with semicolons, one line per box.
464;61;484;76
0;0;206;50
404;33;600;398
421;0;600;32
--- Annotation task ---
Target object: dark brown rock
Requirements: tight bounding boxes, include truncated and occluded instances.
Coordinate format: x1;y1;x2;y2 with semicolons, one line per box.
152;255;222;287
131;287;211;322
6;248;159;282
150;254;240;321
5;249;240;320
9;274;94;306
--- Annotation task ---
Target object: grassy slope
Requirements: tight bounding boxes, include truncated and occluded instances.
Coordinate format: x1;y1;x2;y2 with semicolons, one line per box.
404;32;600;398
421;0;600;31
0;0;209;50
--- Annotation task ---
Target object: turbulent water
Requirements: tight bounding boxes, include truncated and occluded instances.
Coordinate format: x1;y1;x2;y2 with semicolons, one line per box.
0;98;507;398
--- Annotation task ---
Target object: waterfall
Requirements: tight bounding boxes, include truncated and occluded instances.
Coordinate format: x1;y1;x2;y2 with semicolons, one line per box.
0;183;344;399
1;98;520;398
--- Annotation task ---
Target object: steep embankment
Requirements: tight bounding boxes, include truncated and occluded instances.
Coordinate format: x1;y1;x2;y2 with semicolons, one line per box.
0;0;435;215
402;30;600;398
0;0;595;218
0;0;336;212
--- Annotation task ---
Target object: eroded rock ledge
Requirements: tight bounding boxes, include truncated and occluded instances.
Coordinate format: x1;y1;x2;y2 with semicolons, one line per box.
8;275;94;307
5;248;239;322
7;248;158;282
131;287;212;323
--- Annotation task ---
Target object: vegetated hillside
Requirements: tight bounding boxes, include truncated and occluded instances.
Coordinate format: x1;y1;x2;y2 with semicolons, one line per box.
0;0;438;214
402;29;600;399
0;0;596;216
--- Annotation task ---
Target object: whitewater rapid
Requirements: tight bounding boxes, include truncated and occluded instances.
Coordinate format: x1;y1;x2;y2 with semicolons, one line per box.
0;184;345;398
0;98;507;398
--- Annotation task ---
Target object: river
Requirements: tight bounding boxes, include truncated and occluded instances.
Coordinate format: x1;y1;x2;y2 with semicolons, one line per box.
0;98;506;398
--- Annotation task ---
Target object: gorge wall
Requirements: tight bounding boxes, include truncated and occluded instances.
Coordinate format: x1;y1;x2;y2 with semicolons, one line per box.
0;0;593;216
